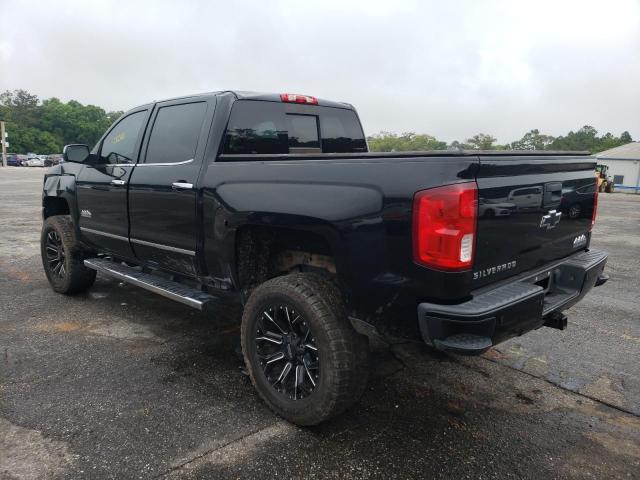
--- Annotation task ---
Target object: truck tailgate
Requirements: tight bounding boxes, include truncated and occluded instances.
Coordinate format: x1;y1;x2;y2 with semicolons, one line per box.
473;154;597;288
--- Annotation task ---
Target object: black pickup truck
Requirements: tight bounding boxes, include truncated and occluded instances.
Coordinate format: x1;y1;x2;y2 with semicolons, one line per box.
41;91;608;425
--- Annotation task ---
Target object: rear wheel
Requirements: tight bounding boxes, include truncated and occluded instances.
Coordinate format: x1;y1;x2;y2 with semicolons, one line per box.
41;215;96;294
241;273;369;425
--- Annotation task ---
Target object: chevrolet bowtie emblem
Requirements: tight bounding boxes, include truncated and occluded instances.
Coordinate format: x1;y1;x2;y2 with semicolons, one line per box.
540;209;562;230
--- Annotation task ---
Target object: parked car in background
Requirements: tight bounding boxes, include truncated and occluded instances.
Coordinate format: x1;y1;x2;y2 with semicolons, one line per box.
478;198;516;217
46;154;63;166
25;157;45;167
6;154;21;167
507;186;544;211
16;154;29;166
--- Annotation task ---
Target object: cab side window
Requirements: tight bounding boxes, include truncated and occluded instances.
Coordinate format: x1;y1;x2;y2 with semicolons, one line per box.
144;102;207;164
100;111;147;165
223;101;288;154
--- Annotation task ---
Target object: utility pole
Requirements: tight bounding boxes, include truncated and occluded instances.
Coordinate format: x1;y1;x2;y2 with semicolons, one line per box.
0;122;7;167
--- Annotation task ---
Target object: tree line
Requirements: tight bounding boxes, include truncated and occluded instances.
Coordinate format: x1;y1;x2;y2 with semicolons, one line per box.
0;89;123;154
0;89;634;154
367;128;633;153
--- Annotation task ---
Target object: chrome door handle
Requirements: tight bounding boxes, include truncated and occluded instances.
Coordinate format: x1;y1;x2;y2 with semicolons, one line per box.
111;179;126;186
172;182;193;190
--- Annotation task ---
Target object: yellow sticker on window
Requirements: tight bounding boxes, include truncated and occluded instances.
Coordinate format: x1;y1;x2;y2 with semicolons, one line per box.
111;132;126;144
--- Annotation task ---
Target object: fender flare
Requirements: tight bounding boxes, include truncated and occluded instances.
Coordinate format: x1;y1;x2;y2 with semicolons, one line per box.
42;173;80;226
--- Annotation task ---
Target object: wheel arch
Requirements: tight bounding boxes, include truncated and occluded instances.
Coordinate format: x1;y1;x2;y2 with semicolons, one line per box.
43;196;71;219
212;179;384;298
42;173;80;223
232;222;345;298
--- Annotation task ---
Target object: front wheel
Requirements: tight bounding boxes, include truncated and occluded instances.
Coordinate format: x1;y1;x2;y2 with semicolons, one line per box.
241;273;369;426
41;215;96;294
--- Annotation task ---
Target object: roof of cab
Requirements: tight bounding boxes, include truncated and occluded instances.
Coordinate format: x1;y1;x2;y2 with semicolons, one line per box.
143;90;354;110
228;91;355;109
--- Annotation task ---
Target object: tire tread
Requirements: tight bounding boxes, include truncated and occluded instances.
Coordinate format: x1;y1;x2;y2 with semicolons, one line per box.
241;273;369;425
41;215;96;294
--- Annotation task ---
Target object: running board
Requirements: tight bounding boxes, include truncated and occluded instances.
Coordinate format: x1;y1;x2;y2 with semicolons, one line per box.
84;258;218;311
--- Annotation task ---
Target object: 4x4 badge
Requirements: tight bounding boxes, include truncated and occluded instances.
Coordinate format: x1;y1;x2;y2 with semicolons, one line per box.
573;233;587;248
540;209;561;230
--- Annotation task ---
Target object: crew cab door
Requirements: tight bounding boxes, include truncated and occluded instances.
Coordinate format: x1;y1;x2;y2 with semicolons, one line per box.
127;98;213;276
76;108;150;259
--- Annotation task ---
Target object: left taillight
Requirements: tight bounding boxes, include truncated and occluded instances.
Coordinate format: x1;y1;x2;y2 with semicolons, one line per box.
412;182;478;271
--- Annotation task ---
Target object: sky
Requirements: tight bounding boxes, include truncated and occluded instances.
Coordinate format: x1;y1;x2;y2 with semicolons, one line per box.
1;0;639;143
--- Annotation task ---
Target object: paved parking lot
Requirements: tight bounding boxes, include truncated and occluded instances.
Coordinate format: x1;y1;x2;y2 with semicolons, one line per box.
1;167;639;479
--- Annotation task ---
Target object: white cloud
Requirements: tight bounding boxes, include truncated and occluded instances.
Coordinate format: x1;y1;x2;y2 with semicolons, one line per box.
1;0;638;142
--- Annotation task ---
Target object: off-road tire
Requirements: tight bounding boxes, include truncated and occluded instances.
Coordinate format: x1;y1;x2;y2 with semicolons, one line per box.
241;273;369;426
41;215;96;294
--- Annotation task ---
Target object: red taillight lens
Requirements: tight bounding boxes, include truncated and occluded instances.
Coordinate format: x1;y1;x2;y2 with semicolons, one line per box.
412;182;478;271
591;173;599;229
280;93;318;104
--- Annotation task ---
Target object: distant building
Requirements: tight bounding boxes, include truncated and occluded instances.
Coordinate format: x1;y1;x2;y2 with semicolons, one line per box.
595;142;640;193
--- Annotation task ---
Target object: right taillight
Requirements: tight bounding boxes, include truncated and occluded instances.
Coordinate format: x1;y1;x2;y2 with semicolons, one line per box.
591;173;599;229
412;182;478;271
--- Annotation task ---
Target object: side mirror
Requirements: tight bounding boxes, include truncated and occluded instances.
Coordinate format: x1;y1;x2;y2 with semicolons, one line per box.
63;144;90;163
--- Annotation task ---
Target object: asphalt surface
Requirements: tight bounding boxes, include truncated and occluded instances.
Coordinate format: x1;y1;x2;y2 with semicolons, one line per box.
1;167;639;480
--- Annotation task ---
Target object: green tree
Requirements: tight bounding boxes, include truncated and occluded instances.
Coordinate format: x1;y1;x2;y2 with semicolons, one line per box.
448;140;466;150
549;125;599;151
465;133;497;150
4;123;61;153
510;129;555;150
39;98;121;146
548;126;631;153
0;89;123;153
0;89;40;128
367;132;447;152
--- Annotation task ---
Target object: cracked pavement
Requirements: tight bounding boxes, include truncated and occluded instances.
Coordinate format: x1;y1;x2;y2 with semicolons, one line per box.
1;168;639;479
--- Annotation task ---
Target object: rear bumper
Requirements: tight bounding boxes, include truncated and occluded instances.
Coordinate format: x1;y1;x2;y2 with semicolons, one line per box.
417;249;608;355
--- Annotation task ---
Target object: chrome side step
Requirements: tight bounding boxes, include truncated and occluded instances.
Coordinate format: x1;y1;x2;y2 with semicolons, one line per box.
84;258;218;311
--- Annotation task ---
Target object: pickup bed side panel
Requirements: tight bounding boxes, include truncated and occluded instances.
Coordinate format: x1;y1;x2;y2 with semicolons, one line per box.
200;157;478;339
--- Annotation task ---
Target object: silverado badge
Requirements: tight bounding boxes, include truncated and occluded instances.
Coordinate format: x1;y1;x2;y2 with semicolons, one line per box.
473;260;517;280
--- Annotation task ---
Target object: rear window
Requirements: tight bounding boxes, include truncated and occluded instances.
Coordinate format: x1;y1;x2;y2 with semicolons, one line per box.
287;114;320;153
222;100;366;155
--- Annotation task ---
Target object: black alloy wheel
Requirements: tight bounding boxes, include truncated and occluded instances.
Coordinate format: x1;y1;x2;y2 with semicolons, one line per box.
254;304;320;400
45;230;66;279
41;215;96;294
241;273;370;425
